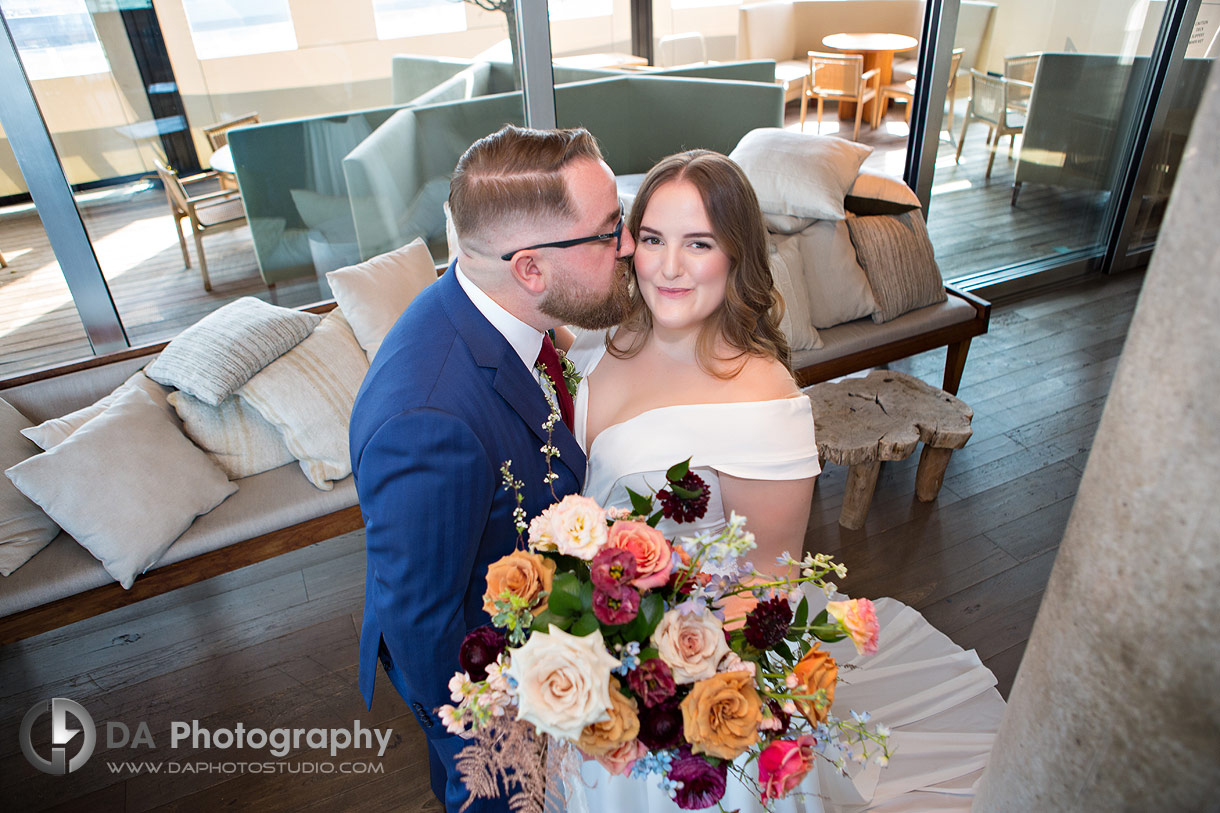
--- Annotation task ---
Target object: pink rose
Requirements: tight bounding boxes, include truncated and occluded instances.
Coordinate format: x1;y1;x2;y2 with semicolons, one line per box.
825;598;880;656
590;738;648;776
606;520;672;589
758;735;816;802
651;606;729;684
529;494;607;560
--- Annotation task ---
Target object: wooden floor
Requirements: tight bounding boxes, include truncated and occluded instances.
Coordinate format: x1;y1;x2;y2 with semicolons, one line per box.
0;268;1143;811
1;100;1115;378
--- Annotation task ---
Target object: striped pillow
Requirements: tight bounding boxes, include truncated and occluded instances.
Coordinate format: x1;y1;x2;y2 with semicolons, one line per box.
236;310;369;490
167;391;295;480
847;212;946;324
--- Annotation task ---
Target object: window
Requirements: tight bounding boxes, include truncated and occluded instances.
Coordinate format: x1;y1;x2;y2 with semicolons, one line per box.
548;0;612;22
180;0;297;60
1;0;108;80
373;0;467;40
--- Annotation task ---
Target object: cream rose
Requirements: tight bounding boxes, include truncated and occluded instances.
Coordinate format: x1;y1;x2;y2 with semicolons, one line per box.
506;625;621;740
606;520;673;589
530;494;607;559
651;606;730;684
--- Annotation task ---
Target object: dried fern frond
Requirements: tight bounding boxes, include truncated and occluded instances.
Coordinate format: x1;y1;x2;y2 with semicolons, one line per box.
457;718;551;813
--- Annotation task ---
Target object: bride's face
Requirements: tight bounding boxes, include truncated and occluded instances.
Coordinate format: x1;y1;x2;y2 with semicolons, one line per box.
634;180;731;335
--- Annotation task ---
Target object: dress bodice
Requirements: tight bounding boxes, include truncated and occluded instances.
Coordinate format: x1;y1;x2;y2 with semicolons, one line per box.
566;330;820;541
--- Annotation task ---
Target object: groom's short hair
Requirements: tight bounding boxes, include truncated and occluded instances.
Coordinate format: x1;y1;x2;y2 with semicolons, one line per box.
449;125;604;251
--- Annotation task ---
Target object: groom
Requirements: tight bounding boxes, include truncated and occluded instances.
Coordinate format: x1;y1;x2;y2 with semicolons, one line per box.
349;125;634;810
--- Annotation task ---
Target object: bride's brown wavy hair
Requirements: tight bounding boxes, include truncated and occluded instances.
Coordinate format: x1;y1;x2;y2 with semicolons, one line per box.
608;150;790;377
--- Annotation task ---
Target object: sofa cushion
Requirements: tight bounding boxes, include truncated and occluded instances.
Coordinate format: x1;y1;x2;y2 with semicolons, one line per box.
730;128;872;230
168;391;296;480
845;169;922;216
795;220;879;328
21;370;173;451
5;386;237;589
325;239;437;361
769;235;822;351
848;211;946;323
1;397;60;576
146;297;321;406
238;310;368;491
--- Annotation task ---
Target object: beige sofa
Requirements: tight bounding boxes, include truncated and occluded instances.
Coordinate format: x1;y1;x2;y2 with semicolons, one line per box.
736;0;996;102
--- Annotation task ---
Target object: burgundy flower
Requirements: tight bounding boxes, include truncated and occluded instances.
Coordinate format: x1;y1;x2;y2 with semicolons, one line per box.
657;470;710;524
669;749;728;809
592;584;640;626
743;595;793;650
766;697;792;736
626;658;677;708
459;625;507;681
590;547;638;592
637;699;684;751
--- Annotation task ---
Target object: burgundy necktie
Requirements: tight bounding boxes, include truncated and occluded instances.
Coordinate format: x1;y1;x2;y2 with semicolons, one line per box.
536;333;575;430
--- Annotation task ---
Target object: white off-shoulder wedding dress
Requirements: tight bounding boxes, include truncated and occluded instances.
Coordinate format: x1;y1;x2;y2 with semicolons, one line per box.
563;330;1006;812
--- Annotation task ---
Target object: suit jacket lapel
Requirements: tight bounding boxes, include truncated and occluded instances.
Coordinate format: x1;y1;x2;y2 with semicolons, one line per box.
438;266;587;486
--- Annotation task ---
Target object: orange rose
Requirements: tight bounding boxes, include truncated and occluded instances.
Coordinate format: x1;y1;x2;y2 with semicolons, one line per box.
680;670;762;760
577;678;640;756
791;644;837;724
482;550;556;616
606;520;672;589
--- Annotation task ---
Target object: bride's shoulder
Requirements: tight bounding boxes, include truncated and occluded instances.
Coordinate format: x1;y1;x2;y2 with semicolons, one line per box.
724;354;801;401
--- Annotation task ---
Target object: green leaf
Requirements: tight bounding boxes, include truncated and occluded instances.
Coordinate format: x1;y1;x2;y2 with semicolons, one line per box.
548;572;582;616
666;458;691;483
580;580;594;612
639;646;660;662
570;611;600;636
647;509;664;528
811;609;830;627
772;640;795;664
628;592;666;641
626;488;654;517
794;596;809;630
531;609;568;633
812;625;847;642
669;483;701;500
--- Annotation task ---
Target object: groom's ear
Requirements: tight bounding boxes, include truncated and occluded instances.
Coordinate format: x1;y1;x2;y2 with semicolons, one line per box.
509;252;548;295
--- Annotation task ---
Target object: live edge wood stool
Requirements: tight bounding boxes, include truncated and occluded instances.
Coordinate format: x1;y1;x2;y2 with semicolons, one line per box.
806;370;973;529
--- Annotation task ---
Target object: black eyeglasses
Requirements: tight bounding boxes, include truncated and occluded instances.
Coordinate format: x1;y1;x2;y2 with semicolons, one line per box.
500;203;624;262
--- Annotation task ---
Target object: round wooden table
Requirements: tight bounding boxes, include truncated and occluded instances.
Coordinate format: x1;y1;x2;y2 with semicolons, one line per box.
821;32;918;122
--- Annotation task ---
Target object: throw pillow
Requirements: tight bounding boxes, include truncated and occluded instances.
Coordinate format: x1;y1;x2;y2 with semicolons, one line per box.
1;397;60;576
845;170;923;216
167;391;296;480
729;128;873;222
5;386;237;589
795;220;880;328
145;297;321;406
847;211;947;324
237;310;369;490
21;370;174;451
768;235;822;352
325;238;437;362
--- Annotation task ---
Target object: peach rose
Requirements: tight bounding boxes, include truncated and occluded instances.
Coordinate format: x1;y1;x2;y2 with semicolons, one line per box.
592;738;647;776
530;494;607;559
680;670;763;760
791;644;837;724
826;598;880;656
576;678;640;756
482;550;556;616
507;625;622;740
651;606;730;684
606;520;672;589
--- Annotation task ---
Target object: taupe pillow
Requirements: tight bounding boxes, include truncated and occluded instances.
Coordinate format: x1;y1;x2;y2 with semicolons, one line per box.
768;235;822;352
1;397;60;576
5;386;237;589
145;297;321;406
847;212;946;324
796;221;879;328
167;391;296;480
21;370;174;451
845;169;923;216
237;310;369;490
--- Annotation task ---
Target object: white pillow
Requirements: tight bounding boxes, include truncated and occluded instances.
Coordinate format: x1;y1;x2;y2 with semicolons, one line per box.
5;386;237;589
21;370;174;451
167;391;296;480
325;238;437;362
1;397;60;576
795;220;879;328
768;235;822;352
729;128;873;222
146;297;321;406
237;310;369;490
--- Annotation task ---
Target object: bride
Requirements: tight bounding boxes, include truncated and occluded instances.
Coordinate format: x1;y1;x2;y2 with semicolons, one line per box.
563;151;1005;811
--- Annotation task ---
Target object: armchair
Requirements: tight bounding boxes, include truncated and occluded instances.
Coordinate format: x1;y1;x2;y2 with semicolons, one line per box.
800;52;879;140
955;70;1031;178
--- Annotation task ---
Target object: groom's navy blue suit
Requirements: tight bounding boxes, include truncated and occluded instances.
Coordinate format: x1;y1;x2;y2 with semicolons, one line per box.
350;265;586;811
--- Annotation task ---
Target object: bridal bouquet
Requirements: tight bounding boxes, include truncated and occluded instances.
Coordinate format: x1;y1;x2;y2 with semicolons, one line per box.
440;460;890;811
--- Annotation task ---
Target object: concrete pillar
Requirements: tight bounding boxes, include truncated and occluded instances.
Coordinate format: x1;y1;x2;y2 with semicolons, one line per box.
974;70;1220;809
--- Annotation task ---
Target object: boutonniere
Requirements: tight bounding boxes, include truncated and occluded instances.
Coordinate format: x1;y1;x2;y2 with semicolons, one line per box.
557;349;582;399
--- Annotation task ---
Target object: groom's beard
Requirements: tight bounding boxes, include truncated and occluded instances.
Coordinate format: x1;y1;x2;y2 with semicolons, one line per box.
539;258;631;330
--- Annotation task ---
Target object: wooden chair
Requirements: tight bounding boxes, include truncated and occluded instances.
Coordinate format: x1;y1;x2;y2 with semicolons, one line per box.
875;48;965;138
1002;53;1040;116
954;70;1031;178
800;52;879;141
154;159;247;292
203;113;259;190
